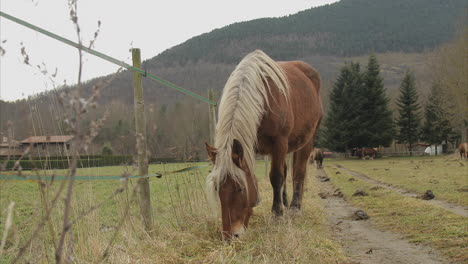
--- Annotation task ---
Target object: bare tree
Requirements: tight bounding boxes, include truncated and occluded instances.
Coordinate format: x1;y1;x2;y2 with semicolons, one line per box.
429;26;468;142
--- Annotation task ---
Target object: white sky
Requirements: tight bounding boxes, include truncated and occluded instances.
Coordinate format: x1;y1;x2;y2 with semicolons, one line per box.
0;0;338;101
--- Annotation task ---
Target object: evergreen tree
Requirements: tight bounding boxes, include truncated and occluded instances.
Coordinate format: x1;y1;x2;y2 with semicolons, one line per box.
342;62;365;149
313;127;325;148
325;57;394;153
360;54;394;147
324;62;363;152
324;64;350;152
395;71;421;155
421;83;454;155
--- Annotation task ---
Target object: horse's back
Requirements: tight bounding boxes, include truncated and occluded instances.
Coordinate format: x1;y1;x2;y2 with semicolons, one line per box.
283;61;323;151
257;60;323;154
313;148;324;160
460;143;468;158
460;143;467;151
281;61;321;94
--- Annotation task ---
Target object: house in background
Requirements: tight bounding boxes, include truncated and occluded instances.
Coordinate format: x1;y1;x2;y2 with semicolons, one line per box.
20;135;73;157
0;135;22;157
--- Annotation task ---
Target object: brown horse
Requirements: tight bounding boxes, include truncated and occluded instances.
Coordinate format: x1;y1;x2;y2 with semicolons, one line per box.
205;50;322;239
459;143;468;159
354;148;377;160
311;148;324;169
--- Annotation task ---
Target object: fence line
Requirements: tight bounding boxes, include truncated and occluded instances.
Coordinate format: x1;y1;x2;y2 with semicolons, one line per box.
0;164;209;182
0;11;217;106
326;149;461;159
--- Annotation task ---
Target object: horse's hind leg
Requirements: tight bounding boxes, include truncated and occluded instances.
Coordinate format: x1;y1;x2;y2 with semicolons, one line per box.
290;142;313;210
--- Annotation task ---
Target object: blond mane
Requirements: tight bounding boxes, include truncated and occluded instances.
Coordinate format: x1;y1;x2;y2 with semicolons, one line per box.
206;50;290;202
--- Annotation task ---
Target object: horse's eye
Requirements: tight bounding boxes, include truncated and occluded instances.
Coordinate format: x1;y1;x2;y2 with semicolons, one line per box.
237;187;243;192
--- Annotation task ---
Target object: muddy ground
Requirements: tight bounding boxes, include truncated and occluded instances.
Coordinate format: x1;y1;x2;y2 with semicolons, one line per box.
334;165;468;217
315;168;448;264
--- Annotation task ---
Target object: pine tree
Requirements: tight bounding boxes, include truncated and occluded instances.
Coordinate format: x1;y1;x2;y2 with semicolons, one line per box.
324;57;394;153
323;65;350;152
395;71;421;155
324;62;363;152
360;54;394;147
421;83;454;155
342;62;365;149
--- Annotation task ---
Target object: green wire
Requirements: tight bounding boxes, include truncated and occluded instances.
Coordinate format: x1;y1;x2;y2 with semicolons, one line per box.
0;11;217;106
0;164;209;182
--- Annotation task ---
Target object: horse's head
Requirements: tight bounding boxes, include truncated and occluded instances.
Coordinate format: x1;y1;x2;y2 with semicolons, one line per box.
205;140;259;240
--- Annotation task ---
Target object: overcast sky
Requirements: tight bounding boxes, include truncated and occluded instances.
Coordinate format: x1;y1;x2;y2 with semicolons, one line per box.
0;0;338;101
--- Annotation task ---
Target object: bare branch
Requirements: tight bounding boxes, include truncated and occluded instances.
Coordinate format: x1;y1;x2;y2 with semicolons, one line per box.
12;178;68;263
0;202;15;255
101;181;140;262
88;20;101;49
20;44;30;65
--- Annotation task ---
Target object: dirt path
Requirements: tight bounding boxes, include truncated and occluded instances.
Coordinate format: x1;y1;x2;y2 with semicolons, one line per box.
334;164;468;217
315;168;447;264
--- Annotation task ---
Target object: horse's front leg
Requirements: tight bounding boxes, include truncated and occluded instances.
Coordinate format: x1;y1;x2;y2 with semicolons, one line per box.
269;139;288;216
290;141;313;210
282;163;288;208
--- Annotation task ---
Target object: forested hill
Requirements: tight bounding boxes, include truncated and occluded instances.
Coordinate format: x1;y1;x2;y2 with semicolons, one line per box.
1;0;466;146
151;0;466;67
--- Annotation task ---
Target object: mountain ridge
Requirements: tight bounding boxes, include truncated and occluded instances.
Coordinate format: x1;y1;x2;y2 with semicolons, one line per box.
0;0;466;145
148;0;465;67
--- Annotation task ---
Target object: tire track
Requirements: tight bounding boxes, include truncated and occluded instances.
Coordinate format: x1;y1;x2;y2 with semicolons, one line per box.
315;168;447;264
334;164;468;217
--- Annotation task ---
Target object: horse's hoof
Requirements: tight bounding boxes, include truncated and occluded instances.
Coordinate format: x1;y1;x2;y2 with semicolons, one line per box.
289;207;302;216
272;207;284;217
290;203;301;209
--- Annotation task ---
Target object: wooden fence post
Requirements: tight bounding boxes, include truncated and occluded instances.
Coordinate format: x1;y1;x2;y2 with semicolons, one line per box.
208;89;216;145
132;48;153;233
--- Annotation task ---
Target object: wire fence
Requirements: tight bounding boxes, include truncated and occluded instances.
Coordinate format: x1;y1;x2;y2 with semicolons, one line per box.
0;9;220;263
325;148;461;159
0;11;217;106
0;160;214;262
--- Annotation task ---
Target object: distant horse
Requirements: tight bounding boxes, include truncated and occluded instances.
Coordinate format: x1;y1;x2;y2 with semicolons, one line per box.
205;50;322;239
311;148;324;168
459;143;468;159
354;148;377;160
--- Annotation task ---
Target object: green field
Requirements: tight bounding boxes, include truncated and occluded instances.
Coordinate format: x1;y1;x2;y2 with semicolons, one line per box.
1;156;467;263
332;155;468;206
0;161;344;263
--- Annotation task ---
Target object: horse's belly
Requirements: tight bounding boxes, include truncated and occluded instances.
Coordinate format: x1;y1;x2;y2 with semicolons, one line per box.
286;122;315;153
256;122;315;155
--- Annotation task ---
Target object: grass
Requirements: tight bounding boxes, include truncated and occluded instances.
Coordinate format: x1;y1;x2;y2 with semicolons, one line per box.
324;164;468;263
0;161;345;263
332;155;468;206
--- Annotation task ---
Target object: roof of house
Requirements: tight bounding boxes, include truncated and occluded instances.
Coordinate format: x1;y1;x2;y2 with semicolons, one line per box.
20;135;74;144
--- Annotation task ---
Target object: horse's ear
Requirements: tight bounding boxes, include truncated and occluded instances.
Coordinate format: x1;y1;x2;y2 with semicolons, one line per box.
205;142;217;164
232;139;244;167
